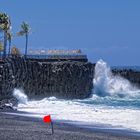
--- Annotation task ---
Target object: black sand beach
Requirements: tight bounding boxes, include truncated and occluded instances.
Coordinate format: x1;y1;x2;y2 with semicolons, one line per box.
0;111;140;140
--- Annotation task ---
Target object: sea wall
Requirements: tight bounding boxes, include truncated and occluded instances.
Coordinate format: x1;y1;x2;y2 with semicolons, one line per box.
0;57;94;99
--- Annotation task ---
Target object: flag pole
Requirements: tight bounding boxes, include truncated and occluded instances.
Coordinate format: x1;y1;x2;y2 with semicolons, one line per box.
51;121;54;135
43;115;54;135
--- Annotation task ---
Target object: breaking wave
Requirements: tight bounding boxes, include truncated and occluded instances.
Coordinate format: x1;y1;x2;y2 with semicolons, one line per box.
13;89;28;104
93;59;140;99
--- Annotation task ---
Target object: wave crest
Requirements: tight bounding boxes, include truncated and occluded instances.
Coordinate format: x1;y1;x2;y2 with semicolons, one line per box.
93;59;140;98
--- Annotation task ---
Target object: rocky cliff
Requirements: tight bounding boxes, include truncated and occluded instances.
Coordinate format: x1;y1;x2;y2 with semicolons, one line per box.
0;57;140;100
0;57;94;99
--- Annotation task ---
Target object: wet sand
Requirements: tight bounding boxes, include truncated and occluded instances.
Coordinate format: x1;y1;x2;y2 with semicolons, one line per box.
0;111;140;140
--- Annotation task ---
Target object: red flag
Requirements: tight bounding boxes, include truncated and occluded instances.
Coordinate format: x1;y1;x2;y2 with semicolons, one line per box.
43;115;52;123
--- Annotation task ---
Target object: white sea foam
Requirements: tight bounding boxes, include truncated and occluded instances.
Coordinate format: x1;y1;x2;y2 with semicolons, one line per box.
13;92;140;131
12;89;140;132
13;89;28;104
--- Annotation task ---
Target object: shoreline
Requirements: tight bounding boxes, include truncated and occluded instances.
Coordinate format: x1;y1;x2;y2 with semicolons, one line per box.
0;110;140;140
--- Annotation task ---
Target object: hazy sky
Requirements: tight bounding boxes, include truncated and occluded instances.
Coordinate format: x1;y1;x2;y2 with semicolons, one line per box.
0;0;140;66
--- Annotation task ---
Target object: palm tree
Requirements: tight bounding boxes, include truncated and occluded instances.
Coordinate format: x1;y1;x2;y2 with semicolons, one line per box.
0;41;3;58
0;13;11;58
7;31;12;55
17;21;30;57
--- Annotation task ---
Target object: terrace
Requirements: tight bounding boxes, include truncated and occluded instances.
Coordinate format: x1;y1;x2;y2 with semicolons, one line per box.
26;49;88;62
0;49;88;62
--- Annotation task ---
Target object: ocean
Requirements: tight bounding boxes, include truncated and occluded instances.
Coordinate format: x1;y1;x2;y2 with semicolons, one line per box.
112;66;140;72
11;60;140;132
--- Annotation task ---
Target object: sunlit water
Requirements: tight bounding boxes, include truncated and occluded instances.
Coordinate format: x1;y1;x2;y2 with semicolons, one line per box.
11;60;140;132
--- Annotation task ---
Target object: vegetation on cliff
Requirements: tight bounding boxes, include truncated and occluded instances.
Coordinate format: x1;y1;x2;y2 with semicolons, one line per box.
0;12;31;58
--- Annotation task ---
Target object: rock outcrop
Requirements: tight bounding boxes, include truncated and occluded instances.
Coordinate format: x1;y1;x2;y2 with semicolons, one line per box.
112;69;140;88
0;57;94;99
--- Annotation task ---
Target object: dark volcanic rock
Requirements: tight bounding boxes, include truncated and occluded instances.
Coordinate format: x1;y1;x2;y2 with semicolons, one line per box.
112;69;140;88
0;57;94;99
0;98;17;111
